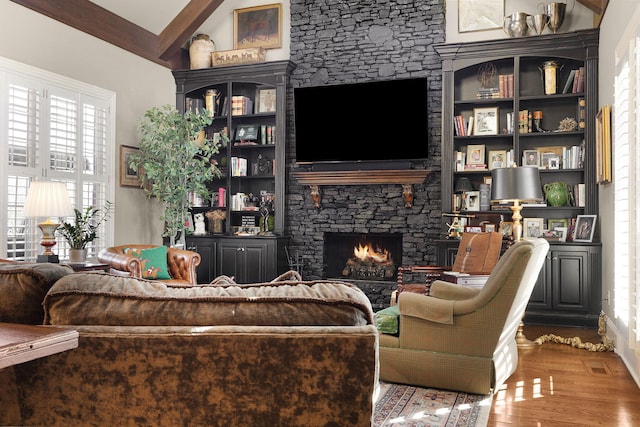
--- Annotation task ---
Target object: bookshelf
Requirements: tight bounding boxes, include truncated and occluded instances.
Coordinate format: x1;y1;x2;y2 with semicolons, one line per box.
435;29;602;327
171;61;295;283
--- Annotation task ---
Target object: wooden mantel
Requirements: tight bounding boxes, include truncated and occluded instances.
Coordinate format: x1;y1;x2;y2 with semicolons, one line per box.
291;169;431;209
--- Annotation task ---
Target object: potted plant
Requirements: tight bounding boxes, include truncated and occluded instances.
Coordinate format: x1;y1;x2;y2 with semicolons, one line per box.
58;201;113;262
130;105;227;248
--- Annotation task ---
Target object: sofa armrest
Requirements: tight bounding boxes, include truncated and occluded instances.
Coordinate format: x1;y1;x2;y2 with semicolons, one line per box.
429;280;482;301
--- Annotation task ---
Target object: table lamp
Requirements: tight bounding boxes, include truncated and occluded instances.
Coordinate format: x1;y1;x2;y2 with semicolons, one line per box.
490;166;543;241
454;177;474;212
23;181;74;263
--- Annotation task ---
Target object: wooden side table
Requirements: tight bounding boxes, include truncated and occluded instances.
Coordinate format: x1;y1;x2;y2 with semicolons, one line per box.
0;323;78;369
62;262;109;272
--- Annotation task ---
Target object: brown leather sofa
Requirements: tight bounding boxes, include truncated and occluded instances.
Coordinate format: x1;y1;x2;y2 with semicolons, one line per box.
98;244;200;285
0;266;379;426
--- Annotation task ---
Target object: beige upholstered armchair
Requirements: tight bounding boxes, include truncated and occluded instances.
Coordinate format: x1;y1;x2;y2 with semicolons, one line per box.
98;244;200;285
378;238;549;395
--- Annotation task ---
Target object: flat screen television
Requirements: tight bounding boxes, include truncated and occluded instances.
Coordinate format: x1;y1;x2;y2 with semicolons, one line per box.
293;77;429;167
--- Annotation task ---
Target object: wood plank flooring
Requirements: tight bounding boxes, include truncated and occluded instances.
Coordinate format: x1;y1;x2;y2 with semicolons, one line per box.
488;325;640;426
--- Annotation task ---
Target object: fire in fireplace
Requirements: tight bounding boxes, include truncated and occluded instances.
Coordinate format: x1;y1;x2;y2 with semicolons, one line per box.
324;232;402;281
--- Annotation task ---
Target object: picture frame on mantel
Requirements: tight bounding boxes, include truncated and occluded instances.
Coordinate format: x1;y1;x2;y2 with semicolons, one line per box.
234;3;282;50
458;0;503;33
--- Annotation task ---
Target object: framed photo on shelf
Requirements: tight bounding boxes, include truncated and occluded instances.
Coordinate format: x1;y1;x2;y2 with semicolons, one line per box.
523;217;544;238
473;107;499;135
523;149;540;167
573;214;597;242
555;227;568;242
256;87;277;113
119;145;142;187
488;149;507;170
466;144;485;165
547;218;568;231
500;221;513;238
233;3;282;50
541;152;560;169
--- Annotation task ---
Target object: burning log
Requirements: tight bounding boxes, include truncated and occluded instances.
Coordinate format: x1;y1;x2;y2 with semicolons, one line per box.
342;243;396;280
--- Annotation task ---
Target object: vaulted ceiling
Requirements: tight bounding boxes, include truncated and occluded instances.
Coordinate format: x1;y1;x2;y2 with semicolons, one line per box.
10;0;608;70
10;0;225;70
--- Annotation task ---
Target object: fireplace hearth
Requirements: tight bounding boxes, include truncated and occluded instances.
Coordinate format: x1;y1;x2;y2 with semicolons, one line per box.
324;232;402;281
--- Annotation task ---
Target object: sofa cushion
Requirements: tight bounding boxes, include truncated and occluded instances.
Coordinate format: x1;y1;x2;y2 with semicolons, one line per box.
0;263;73;324
123;246;171;280
43;274;374;327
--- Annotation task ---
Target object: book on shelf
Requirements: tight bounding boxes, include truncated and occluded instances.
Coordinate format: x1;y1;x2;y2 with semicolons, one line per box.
575;66;585;93
464;164;487;171
574;183;585;207
454;151;466;171
476;87;500;99
562;69;576;94
521;202;548;207
231;96;254;116
230;156;248;176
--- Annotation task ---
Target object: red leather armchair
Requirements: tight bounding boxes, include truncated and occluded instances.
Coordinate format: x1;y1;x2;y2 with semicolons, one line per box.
98;245;201;285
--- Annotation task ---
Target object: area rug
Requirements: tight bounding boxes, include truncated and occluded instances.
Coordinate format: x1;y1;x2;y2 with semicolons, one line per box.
373;381;492;427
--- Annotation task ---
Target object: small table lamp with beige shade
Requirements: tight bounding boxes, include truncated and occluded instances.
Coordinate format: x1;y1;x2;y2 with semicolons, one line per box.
22;181;74;263
490;166;544;347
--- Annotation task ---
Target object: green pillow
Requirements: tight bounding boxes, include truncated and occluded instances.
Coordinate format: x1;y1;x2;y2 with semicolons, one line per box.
124;246;171;280
375;305;400;335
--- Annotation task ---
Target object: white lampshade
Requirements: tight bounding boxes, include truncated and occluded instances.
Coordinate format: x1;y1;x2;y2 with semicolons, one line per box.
23;181;74;218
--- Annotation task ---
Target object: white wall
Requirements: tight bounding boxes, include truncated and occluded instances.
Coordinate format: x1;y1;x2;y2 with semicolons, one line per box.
0;1;174;245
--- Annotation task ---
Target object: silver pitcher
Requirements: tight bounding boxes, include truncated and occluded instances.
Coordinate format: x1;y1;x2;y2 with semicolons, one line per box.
503;12;531;38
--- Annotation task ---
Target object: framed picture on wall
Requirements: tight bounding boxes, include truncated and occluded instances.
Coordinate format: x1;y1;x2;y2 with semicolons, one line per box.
458;0;503;33
119;145;142;187
234;3;282;50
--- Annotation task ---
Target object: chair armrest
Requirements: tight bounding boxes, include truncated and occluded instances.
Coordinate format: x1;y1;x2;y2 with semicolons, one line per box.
398;292;455;325
167;248;201;284
429;280;482;301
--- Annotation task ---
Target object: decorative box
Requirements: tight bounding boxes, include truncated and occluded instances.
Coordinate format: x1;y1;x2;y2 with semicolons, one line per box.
211;48;266;67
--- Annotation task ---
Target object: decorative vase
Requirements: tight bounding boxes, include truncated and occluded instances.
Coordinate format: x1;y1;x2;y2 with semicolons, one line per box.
543;182;570;207
69;248;88;263
189;34;215;69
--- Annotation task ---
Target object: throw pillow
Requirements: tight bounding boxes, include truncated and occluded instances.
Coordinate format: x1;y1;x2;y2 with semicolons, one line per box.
375;305;400;336
123;246;171;280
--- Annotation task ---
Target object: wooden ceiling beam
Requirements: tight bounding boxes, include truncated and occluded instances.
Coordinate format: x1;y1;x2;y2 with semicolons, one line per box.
9;0;224;69
158;0;224;61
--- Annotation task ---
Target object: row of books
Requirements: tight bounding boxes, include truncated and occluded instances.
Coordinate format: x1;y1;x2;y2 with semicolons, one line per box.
475;74;514;99
185;95;261;117
230;156;248;176
453;115;473;136
562;67;585;94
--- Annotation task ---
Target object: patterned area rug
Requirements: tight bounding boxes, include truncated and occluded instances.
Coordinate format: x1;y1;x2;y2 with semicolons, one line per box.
373;381;492;427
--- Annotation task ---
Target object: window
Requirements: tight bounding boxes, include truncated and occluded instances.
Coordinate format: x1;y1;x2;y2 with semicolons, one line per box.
614;30;640;355
0;57;115;261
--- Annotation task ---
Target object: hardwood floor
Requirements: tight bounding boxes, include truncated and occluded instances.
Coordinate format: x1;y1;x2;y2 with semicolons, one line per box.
488;325;640;426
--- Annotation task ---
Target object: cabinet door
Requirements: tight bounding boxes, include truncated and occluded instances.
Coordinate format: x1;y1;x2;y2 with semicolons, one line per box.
527;252;553;310
551;248;589;312
217;239;271;283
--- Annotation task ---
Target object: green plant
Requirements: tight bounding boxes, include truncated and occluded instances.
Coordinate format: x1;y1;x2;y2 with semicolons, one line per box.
130;105;227;246
57;201;113;249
